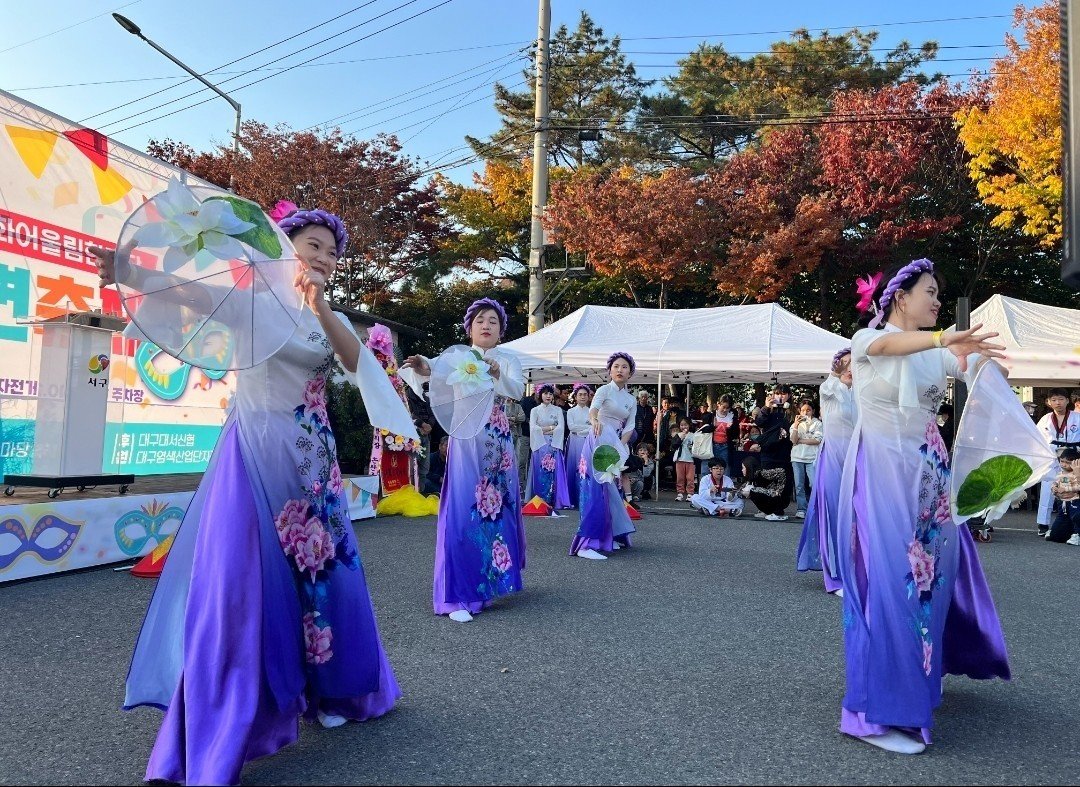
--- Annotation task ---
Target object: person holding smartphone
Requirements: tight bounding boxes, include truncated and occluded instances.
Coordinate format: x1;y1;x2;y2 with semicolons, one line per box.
754;384;795;517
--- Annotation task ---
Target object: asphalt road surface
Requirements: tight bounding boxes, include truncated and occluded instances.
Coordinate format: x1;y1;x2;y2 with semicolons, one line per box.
1;505;1075;785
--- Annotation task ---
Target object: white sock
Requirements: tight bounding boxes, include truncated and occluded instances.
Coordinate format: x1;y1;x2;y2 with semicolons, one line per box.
448;609;474;622
317;711;348;729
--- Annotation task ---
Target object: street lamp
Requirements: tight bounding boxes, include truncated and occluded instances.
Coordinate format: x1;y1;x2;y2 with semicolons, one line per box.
112;13;242;190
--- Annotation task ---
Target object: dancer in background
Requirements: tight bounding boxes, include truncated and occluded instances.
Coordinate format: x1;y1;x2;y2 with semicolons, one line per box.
570;353;638;560
401;298;526;623
838;259;1010;755
564;383;593;506
526;383;572;511
105;202;417;785
797;348;854;595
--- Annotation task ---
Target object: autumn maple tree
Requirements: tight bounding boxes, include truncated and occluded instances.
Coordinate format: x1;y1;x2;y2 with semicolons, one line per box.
148;121;451;311
956;1;1061;249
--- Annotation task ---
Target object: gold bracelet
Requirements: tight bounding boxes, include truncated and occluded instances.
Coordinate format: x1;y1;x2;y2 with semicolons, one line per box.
931;330;944;348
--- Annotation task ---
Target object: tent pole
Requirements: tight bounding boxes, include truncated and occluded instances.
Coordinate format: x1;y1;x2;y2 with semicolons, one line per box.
656;371;662;499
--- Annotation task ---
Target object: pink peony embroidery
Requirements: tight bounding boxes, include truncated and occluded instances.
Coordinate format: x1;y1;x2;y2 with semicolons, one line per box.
933;494;952;526
275;498;310;556
541;453;557;472
922;640;933;676
489;406;511;436
303;612;334;665
578;455;587;478
293;516;336;580
475;477;504;520
329;463;344;495
303;376;328;420
499;449;514;472
924;420;949;464
491;539;512;573
907;539;935;593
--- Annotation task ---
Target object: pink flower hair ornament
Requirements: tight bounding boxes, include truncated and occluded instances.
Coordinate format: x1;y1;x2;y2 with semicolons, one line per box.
855;272;883;314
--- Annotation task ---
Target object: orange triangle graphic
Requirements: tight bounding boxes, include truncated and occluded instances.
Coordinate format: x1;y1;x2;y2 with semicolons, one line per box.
5;125;59;178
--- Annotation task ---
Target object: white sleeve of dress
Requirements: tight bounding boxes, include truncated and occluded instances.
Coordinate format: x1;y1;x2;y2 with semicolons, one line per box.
626;399;638;435
529;406;545;452
553;407;566;447
333;312;419;441
492;350;525;400
591;384;611;416
398;354;432;398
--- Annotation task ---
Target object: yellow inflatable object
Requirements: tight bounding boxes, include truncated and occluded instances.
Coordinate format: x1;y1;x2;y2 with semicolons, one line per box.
376;485;440;517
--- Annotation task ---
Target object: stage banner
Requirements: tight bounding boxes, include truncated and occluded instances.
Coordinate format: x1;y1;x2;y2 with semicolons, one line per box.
0;89;235;476
0;490;194;583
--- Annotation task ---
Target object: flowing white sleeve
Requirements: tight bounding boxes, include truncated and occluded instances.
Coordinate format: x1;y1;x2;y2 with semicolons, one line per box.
625;399;638;435
591;384;611;415
398;354;432;397
492;350;525;400
852;328;921;414
553;407;566;447
333;312;419;441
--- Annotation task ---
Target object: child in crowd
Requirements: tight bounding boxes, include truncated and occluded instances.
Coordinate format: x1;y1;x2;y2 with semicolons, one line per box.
742;425;763;454
639;443;656;500
690;458;743;517
671;418;697;501
1046;448;1080;545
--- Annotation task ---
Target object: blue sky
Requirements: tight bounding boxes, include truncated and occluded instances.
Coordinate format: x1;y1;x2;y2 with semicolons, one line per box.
3;0;1022;184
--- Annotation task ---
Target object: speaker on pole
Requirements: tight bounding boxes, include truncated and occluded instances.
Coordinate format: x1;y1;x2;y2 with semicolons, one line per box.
1062;0;1080;287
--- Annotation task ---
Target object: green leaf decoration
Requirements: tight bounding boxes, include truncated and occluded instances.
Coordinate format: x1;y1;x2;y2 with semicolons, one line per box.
206;195;283;259
956;455;1033;516
592;444;621;473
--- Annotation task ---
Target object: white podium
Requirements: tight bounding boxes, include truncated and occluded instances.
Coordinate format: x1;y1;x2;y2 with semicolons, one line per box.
3;312;134;498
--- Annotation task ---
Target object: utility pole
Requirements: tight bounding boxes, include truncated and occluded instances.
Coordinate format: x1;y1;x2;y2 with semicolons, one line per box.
527;0;551;334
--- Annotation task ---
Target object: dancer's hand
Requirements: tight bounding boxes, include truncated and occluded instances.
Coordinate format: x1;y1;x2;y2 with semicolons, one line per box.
402;355;431;377
941;323;1005;372
88;246;117;286
294;267;327;311
487;357;501;380
591;420;602;437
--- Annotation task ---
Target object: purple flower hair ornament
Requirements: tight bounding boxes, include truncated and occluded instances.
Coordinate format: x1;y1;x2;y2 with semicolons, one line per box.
572;382;593;395
831;347;852;372
463;297;508;338
606;351;636;376
536;383;556;396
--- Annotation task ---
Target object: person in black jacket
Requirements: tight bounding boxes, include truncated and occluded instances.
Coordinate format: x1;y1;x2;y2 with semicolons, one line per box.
754;384;794;515
634;390;656;449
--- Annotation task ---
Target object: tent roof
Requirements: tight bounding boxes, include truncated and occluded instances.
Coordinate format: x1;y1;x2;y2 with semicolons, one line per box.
952;295;1080;386
501;303;849;385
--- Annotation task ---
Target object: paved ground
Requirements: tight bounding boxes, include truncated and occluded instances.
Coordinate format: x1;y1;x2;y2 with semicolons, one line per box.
1;503;1076;785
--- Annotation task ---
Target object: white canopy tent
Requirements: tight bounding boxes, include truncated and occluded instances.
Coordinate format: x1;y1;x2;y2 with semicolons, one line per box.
501;304;850;385
950;295;1080;386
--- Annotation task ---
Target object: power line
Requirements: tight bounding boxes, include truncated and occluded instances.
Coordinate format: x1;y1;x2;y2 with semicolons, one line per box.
80;1;386;123
616;14;1013;42
107;0;457;136
11;41;531;92
0;0;144;56
301;49;527;132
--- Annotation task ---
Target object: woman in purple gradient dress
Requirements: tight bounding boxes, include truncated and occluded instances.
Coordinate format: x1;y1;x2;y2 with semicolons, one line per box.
570;352;637;560
400;298;526;623
837;259;1010;755
796;348;854;595
97;204;417;786
525;383;572;510
564;383;593;507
